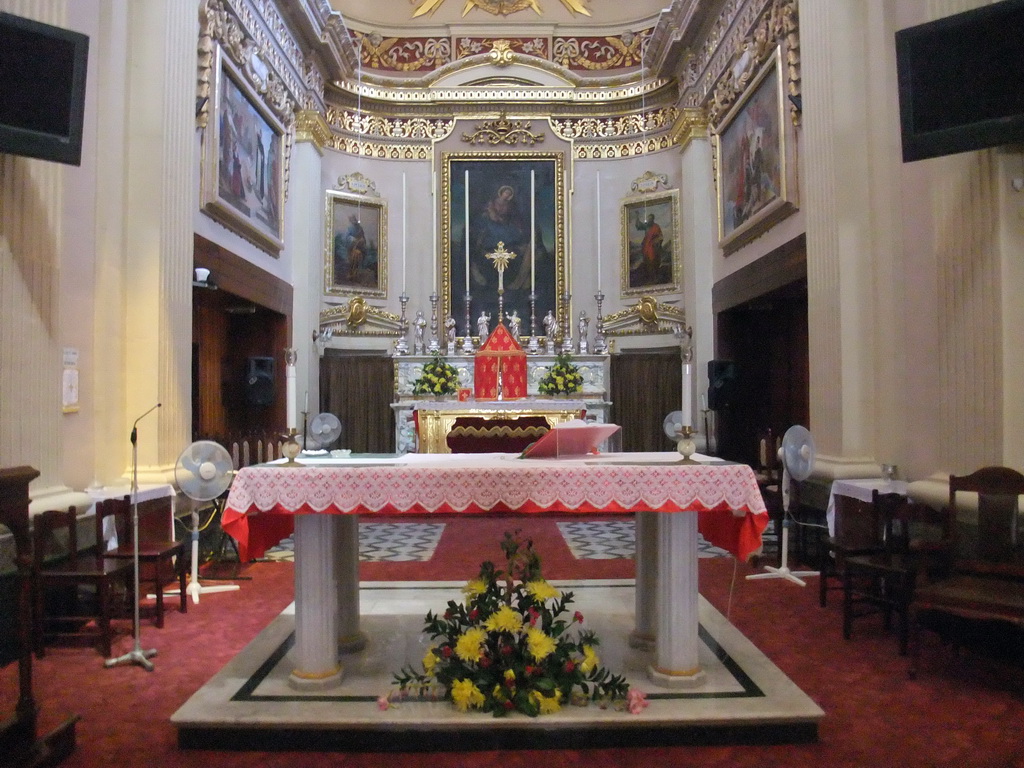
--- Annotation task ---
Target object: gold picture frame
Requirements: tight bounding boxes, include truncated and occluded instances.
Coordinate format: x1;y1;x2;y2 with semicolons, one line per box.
324;190;388;299
620;188;681;298
713;46;798;254
441;152;566;333
200;45;286;255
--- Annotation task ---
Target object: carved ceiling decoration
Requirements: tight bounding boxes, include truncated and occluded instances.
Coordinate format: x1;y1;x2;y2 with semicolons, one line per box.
549;105;675;141
461;112;545;145
348;28;653;76
411;0;591;18
630;171;669;194
602;297;686;337
334;172;380;197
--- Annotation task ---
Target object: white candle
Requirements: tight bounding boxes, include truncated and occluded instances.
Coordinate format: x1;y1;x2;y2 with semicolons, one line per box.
286;362;297;430
596;171;602;290
433;171;438;294
681;362;692;427
530;170;536;293
402;172;407;293
304;390;309;414
464;169;470;294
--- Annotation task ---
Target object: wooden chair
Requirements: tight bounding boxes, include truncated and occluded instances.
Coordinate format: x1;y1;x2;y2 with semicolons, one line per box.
95;495;187;628
908;466;1024;677
753;429;784;566
33;507;134;658
842;500;954;654
819;489;900;608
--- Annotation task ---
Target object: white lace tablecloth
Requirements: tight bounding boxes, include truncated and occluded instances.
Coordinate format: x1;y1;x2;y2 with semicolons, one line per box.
222;452;767;561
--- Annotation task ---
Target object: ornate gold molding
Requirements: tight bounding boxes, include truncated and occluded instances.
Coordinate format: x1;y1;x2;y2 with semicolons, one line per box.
412;0;590;17
320;300;402;337
603;297;686;337
461;112;545;145
488;40;516;67
550;107;677;141
669;107;709;150
334;172;380;197
630;171;670;195
294;110;332;151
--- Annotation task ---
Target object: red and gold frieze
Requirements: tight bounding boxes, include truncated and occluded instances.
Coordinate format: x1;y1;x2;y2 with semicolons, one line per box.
455;36;550;61
352;31;452;72
552;32;647;71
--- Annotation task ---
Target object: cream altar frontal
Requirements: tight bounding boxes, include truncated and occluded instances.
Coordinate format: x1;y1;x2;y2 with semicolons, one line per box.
221;452;768;691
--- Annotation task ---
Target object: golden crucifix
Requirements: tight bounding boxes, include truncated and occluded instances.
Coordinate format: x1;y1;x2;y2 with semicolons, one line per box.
486;241;517;321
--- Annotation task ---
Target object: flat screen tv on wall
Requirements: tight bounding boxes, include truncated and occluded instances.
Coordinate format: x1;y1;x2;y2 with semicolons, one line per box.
896;0;1024;162
0;12;89;166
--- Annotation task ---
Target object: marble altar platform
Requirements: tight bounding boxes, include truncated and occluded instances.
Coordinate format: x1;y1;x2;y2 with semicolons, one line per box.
172;579;824;751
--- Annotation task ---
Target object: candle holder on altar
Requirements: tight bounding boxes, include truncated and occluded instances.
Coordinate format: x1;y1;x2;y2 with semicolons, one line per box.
394;292;410;356
560;292;573;354
461;291;474;354
675;425;697;464
427;292;440;354
526;291;540;354
280;428;303;467
593;290;609;355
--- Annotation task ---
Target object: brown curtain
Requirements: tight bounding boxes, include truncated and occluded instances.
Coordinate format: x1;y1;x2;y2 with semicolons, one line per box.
610;348;682;453
320;352;395;454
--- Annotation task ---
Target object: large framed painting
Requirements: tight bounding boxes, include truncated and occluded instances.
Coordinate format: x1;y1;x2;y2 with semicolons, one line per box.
620;188;681;298
324;190;387;298
201;45;285;255
442;152;566;337
713;46;797;254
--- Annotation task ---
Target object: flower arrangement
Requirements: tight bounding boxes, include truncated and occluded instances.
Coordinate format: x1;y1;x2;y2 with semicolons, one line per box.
412;353;459;397
388;531;639;717
538;353;583;395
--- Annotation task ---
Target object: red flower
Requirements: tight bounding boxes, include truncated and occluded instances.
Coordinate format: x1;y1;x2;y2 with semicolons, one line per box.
564;660;576;673
528;606;540;626
444;610;453;620
468;608;479;620
574;611;584;624
480;656;492;668
441;646;453;658
501;644;514;656
503;700;515;710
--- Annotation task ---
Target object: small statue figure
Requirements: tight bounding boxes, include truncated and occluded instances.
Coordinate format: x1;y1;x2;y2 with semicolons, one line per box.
413;310;427;355
543;309;557;354
577;311;590;354
477;310;491;340
445;315;457;354
508;309;521;341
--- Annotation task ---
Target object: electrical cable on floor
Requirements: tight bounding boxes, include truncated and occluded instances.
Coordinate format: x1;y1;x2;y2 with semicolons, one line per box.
726;555;738;619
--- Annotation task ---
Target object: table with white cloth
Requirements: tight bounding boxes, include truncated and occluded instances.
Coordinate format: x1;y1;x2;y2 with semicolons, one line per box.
221;452;767;690
826;478;909;536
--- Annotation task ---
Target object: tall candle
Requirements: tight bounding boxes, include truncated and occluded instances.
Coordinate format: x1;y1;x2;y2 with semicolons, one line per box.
464;170;470;293
681;362;692;427
286;361;297;430
596;171;602;290
530;170;536;293
401;172;407;293
432;171;438;294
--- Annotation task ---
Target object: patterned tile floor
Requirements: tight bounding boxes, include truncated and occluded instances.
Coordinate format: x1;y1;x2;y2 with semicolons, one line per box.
260;520;732;562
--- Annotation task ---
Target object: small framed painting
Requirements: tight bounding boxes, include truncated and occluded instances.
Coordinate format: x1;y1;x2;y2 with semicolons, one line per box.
201;45;285;255
713;46;797;254
324;191;387;298
620;188;681;297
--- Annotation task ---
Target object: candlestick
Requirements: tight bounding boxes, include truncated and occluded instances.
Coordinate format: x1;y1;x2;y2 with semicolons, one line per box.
596;171;601;290
402;172;407;293
304;390;308;414
462;291;474;354
432;171;438;294
395;292;410;356
464;169;470;294
530;170;536;293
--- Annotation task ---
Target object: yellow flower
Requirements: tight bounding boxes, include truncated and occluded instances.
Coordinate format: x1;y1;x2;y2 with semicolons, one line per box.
455;627;488;663
451;678;485;712
525;580;560;602
530;689;563;714
580;644;599;674
484;605;524;633
422;648;439;675
526;627;556;661
463;578;486;597
504;669;516;683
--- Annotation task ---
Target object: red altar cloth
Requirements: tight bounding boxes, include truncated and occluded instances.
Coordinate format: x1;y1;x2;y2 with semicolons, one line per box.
474;323;527;400
222;453;768;563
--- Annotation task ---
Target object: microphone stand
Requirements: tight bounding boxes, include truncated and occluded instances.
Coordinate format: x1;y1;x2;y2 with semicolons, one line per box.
106;403;161;671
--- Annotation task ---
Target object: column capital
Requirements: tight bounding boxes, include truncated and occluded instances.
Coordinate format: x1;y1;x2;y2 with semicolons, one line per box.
294;110;332;154
669;107;709;151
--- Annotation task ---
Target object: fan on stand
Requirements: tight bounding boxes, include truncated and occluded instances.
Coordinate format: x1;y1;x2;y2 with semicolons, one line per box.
747;425;820;586
305;412;342;450
173;440;239;603
662;410;697;460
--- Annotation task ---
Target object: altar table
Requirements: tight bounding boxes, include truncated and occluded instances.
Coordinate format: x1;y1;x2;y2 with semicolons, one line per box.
222;452;767;690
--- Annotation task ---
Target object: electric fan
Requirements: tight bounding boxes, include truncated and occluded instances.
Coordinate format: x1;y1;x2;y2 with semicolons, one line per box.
663;410;696;459
305;412;342;450
746;424;820;586
173;440;239;603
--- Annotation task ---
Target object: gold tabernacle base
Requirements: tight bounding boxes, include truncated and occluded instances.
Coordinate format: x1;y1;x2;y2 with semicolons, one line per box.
415;401;585;454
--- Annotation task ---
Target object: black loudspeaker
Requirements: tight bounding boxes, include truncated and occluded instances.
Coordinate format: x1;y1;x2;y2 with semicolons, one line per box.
707;360;737;411
245;356;275;407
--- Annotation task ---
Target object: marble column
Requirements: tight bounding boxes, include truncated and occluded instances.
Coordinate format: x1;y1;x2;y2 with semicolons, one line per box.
290;514;343;689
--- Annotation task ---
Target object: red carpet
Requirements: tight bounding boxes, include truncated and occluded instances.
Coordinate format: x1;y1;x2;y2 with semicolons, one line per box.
4;515;1024;768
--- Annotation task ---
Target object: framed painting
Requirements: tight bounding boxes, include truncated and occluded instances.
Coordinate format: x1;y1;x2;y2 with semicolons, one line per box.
713;46;797;254
324;191;387;298
201;45;285;255
441;152;566;337
620;188;681;298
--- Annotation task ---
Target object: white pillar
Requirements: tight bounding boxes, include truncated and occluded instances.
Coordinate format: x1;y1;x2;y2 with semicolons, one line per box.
335;514;366;653
629;511;657;650
290;514;343;689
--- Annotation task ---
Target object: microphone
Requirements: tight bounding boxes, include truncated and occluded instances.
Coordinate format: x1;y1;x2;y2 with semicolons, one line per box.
130;403;162;445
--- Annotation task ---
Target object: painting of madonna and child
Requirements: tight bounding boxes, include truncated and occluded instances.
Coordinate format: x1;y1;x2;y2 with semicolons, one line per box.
444;155;564;340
